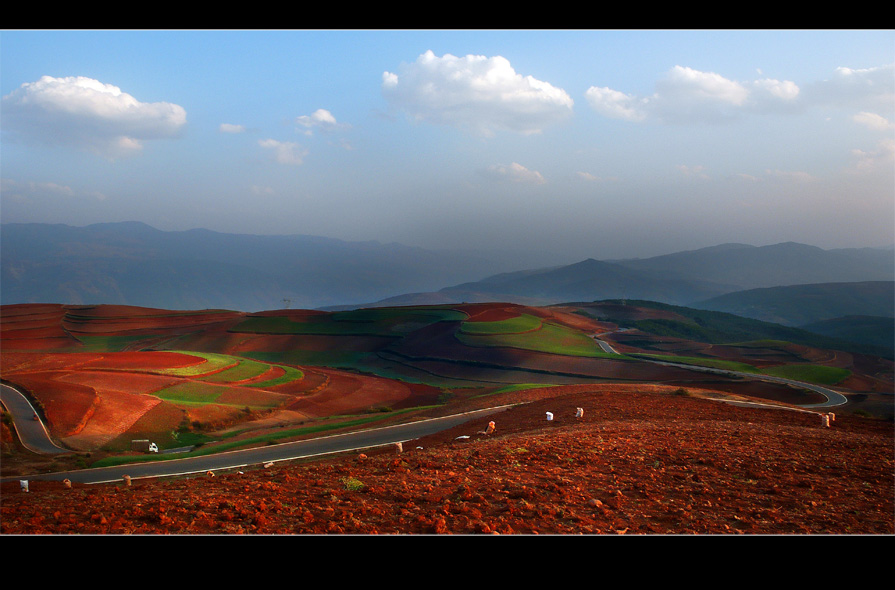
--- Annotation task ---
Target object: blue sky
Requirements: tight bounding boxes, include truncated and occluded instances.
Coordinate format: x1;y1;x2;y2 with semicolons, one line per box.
2;29;893;263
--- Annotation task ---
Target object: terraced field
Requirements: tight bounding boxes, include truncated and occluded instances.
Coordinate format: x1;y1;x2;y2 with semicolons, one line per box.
1;300;891;463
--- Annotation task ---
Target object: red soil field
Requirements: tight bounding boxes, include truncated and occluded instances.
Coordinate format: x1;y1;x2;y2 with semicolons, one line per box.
6;371;98;437
3;385;891;535
460;303;522;322
283;367;441;417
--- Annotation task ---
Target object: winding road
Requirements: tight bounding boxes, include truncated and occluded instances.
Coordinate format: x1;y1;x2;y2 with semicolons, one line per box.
2;381;509;485
2;336;849;486
1;383;70;455
590;334;849;408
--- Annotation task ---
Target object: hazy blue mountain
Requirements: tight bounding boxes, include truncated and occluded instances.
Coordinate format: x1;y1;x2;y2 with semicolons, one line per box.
0;222;520;311
693;281;895;326
433;257;737;306
800;315;894;356
4;222;893;314
356;246;894;310
610;242;894;289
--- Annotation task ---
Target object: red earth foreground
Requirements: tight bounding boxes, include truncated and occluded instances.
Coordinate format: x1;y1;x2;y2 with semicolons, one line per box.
2;384;893;535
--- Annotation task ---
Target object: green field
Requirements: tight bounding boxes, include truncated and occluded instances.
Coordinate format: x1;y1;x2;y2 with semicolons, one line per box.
759;364;852;385
151;381;226;404
459;313;543;335
154;351;239;377
200;357;271;383
457;319;613;358
633;354;762;374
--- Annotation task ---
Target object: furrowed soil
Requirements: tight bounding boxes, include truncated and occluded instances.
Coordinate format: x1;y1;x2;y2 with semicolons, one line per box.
2;384;892;535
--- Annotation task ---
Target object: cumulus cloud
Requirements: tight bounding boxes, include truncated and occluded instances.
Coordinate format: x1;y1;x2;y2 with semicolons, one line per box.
295;109;347;135
258;138;307;165
849;138;895;173
583;86;648;122
0;178;107;202
852;111;894;131
382;50;574;136
587;63;894;125
577;171;619;183
479;162;546;184
219;123;246;133
1;75;187;157
587;65;803;123
803;64;895;110
676;164;710;179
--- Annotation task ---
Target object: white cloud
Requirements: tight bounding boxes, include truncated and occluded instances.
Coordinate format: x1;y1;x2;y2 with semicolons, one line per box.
480;162;546;184
219;123;246;133
295;108;347;135
1;75;187;158
805;64;895;110
0;178;108;201
587;65;802;123
659;66;750;106
382;50;574;136
849;138;895;173
852;111;894;131
584;87;648;122
676;164;710;179
258;139;307;165
577;171;619;182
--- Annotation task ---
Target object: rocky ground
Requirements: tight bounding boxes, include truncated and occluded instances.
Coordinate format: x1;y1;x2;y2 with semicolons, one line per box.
2;384;893;535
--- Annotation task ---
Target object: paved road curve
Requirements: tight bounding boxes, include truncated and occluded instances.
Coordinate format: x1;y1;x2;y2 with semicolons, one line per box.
2;340;849;486
588;333;849;409
1;383;70;455
1;405;510;485
641;359;850;408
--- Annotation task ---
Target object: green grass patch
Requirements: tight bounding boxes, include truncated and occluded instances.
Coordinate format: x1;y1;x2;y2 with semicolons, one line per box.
151;381;226;404
244;365;305;388
155;351;239;377
457;321;615;358
759;364;852;385
633;354;761;373
199;358;271;383
459;313;543;335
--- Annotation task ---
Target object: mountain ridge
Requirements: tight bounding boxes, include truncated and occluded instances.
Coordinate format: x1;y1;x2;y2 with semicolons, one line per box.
3;222;893;314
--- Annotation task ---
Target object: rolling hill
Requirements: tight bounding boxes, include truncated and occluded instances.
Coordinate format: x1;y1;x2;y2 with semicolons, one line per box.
693;281;894;326
2;299;892;535
5;223;893;314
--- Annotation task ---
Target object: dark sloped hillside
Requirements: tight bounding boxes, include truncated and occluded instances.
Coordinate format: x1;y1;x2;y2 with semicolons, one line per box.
693;281;894;326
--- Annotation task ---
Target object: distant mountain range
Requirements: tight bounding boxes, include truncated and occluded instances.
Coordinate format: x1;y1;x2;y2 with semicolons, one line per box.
363;242;894;308
2;223;893;321
694;281;895;326
0;222;517;311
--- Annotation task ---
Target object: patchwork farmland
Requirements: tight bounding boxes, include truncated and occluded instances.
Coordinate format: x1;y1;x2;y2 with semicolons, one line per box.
1;300;892;465
1;301;893;535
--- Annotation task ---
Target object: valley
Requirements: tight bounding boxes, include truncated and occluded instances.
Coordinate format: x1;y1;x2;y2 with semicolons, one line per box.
2;233;893;535
1;300;892;534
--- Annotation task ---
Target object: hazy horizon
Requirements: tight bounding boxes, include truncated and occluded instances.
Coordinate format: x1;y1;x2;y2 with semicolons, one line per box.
2;30;893;262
